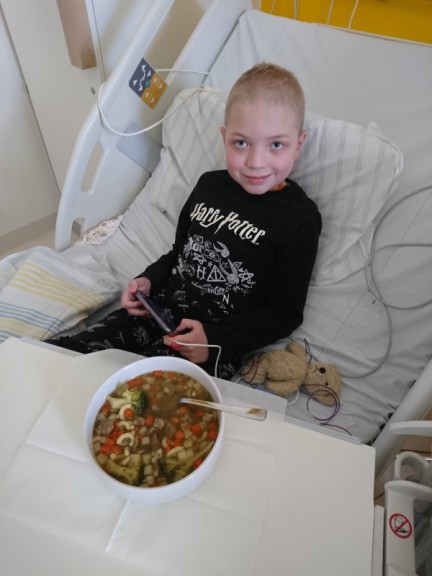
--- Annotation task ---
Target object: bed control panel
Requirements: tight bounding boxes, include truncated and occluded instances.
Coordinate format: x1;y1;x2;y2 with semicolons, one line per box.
129;58;167;109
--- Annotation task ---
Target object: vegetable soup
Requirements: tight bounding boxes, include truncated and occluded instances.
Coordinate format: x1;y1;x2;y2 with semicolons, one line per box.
92;370;219;487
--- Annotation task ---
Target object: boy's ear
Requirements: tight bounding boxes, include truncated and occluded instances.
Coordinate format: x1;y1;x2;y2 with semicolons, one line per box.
295;130;307;158
298;130;307;150
220;126;226;141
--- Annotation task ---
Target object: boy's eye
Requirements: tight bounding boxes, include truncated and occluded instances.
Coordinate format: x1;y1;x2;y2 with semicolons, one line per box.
235;140;248;148
271;141;284;150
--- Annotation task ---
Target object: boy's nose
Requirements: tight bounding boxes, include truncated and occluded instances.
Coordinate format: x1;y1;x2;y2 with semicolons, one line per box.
246;147;266;169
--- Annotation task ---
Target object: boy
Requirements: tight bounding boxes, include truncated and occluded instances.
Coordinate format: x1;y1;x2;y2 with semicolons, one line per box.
47;63;321;379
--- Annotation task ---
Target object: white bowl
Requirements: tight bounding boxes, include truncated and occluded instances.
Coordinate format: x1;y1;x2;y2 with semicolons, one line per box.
84;356;224;504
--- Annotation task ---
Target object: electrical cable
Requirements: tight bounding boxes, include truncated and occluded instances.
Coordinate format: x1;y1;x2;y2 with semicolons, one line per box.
366;243;432;310
154;68;210;76
96;67;209;138
348;0;360;29
326;0;335;25
269;0;298;18
346;184;432;379
168;340;222;380
97;84;207;137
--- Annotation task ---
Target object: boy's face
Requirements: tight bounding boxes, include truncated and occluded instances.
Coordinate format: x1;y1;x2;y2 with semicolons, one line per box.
221;98;306;195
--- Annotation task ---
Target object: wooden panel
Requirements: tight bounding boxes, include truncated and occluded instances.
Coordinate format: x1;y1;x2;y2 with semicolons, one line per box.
56;0;96;69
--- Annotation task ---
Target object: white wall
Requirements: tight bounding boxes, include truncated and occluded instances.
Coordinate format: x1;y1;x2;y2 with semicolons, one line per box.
1;0;101;192
0;6;60;237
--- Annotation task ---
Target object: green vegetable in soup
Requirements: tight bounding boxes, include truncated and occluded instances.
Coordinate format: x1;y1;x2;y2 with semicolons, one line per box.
162;440;214;482
107;395;130;411
125;388;148;416
105;458;144;487
107;387;148;416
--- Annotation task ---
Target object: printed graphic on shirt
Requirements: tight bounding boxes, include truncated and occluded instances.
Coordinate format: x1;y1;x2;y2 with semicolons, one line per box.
190;203;266;245
176;234;255;310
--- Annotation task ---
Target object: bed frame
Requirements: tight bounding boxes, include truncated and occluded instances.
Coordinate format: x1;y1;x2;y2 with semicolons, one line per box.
53;0;432;481
55;0;252;250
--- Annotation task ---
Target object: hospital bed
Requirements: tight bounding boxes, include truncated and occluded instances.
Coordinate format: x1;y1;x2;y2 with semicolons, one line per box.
1;0;432;483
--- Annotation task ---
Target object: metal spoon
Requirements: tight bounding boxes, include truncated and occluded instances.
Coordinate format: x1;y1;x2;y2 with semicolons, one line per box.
179;397;267;421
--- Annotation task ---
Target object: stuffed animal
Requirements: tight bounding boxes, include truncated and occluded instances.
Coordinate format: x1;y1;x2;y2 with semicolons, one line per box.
240;341;342;407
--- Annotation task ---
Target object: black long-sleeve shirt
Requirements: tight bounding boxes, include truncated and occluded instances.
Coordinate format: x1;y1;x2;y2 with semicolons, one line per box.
140;170;321;360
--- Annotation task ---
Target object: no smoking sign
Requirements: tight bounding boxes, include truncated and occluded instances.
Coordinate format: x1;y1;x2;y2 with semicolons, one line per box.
389;513;413;539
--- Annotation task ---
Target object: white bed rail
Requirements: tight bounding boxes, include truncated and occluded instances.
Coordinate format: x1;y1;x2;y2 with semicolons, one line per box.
374;358;432;479
55;0;175;251
55;0;253;251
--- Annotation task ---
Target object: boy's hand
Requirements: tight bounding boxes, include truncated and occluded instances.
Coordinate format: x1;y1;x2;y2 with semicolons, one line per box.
121;277;152;316
164;319;209;364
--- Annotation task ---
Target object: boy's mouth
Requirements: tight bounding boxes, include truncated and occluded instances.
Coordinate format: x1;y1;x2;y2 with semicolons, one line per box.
243;174;271;185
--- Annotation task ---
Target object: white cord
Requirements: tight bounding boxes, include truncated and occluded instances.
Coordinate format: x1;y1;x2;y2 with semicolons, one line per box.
269;0;299;19
97;84;208;137
347;184;432;379
348;0;360;29
326;0;335;24
155;68;209;76
365;243;432;310
169;340;222;380
97;66;209;138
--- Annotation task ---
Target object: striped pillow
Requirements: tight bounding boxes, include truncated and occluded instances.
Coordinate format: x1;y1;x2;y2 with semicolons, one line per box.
291;113;403;284
150;88;403;284
0;247;120;343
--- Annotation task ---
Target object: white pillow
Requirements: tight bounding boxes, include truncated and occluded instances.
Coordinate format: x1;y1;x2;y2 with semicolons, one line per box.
150;87;226;221
150;87;403;285
292;113;403;284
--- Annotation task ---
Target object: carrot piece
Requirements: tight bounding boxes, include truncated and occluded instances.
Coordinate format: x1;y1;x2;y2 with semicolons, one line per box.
145;414;155;427
190;423;202;435
127;376;143;388
177;406;189;416
208;429;218;441
123;408;134;420
163;439;174;453
100;438;115;454
170;416;180;426
109;419;121;440
100;401;111;414
175;430;185;441
153;370;163;377
193;458;204;469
